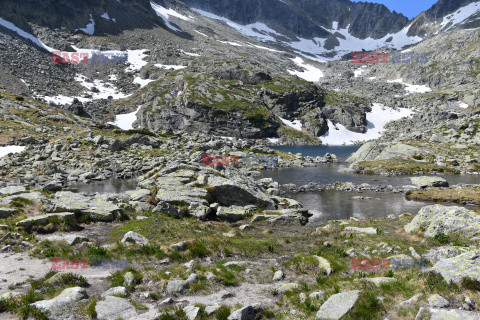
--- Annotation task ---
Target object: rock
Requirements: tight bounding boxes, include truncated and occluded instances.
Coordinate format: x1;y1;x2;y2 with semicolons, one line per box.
388;254;427;270
428;294;449;308
415;307;431;320
299;293;307;303
205;305;221;315
344;227;377;235
186;273;199;284
359;277;397;286
278;283;300;293
31;287;88;320
273;270;284;281
16;212;76;229
123;272;135;287
121;231;149;246
166;280;190;294
429;308;479;319
45;234;90;246
0;207;19;219
409;247;422;260
227;305;259;320
95;296;137;320
410;176;449;188
208;176;275;209
101;287;130;298
309;291;325;300
171;241;186;251
463;297;476;311
316;256;332;275
0;185;27;196
216;206;248;222
404;205;480;238
430;249;480;283
184;305;200;320
125;189;151;202
315;290;361;320
399;294;422;306
424;246;470;264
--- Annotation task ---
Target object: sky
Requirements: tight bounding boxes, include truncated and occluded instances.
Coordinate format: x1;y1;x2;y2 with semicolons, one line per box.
352;0;438;19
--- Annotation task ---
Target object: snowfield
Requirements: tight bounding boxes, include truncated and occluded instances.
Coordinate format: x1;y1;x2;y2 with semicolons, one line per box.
280;118;303;131
287;57;324;82
440;2;480;31
321;103;414;145
151;2;191;32
107;106;142;130
387;79;432;94
0;17;55;52
0;146;26;159
75;15;95;35
154;64;187;70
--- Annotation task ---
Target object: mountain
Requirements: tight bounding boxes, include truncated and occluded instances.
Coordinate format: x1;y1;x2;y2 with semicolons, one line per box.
0;0;479;145
408;0;480;37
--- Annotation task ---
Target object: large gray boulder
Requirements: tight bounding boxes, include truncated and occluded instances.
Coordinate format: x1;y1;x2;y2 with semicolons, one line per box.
31;287;88;320
316;290;361;319
95;296;137;320
166;280;190;294
228;305;259;320
16;212;76;229
121;231;149;246
404;205;480;238
430;249;480;283
410;176;449;188
208;176;275;209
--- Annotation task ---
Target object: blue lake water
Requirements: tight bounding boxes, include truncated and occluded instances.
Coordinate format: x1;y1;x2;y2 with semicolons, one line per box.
264;145;480;225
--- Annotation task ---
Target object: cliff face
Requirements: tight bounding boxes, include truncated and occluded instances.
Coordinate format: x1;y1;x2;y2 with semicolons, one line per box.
181;0;409;40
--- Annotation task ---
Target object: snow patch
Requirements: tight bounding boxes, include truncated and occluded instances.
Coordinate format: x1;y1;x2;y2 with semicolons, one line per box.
287;57;324;82
321;103;414;145
180;50;201;57
387;79;431;94
354;66;367;78
0;17;55;52
193;8;282;42
154;64;187;70
101;12;116;22
107;106;142;130
440;2;480;31
133;77;156;88
76;15;95;36
0;146;26;159
267;138;280;144
151;2;190;32
280;118;303;131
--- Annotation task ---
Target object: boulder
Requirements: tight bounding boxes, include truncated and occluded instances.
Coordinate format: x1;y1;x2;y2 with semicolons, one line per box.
344;227;377;235
31;287;88;320
121;231;149;246
166;280;190;294
404;205;480;238
95;296;137;320
316;290;361;319
228;305;259;320
410;176;449;188
101;287;130;298
430;249;480;283
428;294;449;308
16;212;76;229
